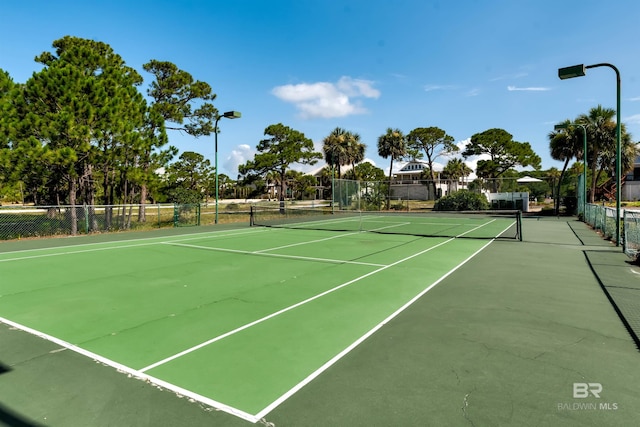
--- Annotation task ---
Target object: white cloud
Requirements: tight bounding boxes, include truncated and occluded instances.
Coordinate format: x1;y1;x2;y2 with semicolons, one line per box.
466;88;481;97
272;76;380;119
625;114;640;124
452;138;489;180
424;84;457;92
362;157;377;168
456;138;472;152
223;144;254;176
507;85;550;92
628;97;640;102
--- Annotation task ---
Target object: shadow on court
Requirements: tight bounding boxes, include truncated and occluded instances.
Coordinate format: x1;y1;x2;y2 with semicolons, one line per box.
1;362;47;427
0;402;46;427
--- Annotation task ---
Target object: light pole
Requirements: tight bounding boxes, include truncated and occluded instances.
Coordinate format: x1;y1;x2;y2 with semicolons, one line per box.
214;111;241;224
558;63;621;246
554;123;588;218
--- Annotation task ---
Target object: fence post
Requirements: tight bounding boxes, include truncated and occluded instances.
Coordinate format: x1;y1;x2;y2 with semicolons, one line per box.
84;205;89;234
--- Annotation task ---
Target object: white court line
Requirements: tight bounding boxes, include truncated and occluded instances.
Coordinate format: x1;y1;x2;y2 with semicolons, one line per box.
141;220;506;374
287;214;361;225
160;242;387;267
366;221;411;231
263;213;361;229
0;228;270;263
253;230;361;254
254;238;497;420
2;220;514;422
253;221;412;254
139;237;455;373
0;227;270;256
0;316;260;423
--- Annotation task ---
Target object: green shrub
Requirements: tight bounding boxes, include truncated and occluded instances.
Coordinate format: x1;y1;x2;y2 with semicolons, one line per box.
434;190;489;211
540;207;555;216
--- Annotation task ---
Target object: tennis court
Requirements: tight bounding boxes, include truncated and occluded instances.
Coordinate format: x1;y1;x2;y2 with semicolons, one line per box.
0;211;520;423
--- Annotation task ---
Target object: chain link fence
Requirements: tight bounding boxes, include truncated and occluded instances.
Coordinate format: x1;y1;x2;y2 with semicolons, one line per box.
0;204;174;240
0;203;250;240
583;203;640;258
331;178;468;211
332;178;494;212
0;201;342;241
624;209;640;258
584;204;618;243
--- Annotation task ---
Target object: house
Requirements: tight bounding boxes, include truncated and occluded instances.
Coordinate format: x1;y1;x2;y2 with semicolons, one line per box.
392;159;431;184
390;159;474;200
622;155;640;201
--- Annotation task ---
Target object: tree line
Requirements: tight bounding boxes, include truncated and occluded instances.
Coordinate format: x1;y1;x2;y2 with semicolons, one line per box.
236;110;637;208
1;36;637;219
0;36;229;231
550;105;637;209
237;124;543;206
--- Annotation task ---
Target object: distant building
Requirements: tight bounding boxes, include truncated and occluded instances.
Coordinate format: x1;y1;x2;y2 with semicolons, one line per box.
392;159;430;183
622;155;640;201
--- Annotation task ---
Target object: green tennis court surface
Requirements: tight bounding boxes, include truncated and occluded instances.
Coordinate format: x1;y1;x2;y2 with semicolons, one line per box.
0;222;506;422
2;216;640;426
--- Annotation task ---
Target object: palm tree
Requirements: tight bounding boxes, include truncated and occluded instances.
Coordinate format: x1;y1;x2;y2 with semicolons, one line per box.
577;106;615;203
345;132;366;180
549;120;581;213
377;128;406;209
577;105;637;203
442;158;472;190
322;127;350;178
547;167;561;200
265;170;280;200
323;128;366;180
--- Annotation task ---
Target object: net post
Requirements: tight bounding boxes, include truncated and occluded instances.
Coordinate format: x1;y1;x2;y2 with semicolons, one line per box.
517;210;523;241
249;205;255;227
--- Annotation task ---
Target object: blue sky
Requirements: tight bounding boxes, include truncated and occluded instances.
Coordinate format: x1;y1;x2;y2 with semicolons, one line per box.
2;0;640;178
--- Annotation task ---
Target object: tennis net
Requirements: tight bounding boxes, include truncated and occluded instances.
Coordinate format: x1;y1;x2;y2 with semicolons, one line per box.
250;206;522;240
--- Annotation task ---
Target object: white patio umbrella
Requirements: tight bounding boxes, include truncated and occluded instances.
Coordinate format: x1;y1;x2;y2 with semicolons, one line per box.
517;176;543;183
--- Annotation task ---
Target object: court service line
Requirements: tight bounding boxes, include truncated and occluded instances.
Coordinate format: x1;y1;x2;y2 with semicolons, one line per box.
0;316;260;423
367;221;411;231
0;227;269;257
252;230;362;253
139;236;456;373
141;220;505;373
272;215;361;228
160;242;387;267
0;228;270;263
252;221;412;254
255;238;497;420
